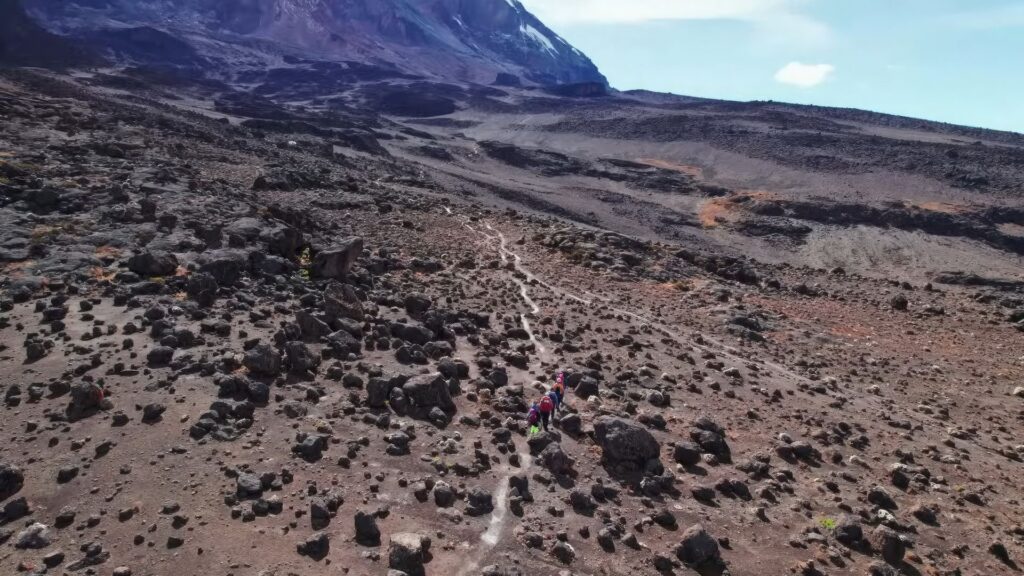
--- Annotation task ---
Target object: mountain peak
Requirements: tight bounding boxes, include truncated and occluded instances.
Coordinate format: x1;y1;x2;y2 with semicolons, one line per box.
27;0;606;85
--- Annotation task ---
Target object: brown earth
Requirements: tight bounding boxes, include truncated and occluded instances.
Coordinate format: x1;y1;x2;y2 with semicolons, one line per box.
0;66;1021;576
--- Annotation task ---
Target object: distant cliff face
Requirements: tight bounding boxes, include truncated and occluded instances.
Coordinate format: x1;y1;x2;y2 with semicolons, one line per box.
0;0;99;68
26;0;607;85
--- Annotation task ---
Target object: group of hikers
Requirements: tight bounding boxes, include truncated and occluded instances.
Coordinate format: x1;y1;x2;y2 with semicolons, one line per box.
526;371;568;435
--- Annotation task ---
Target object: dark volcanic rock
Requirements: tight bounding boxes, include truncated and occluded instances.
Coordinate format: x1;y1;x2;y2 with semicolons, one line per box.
312;238;364;279
0;463;25;499
593;416;660;468
127;251;178;277
675;524;721;567
244;344;282;376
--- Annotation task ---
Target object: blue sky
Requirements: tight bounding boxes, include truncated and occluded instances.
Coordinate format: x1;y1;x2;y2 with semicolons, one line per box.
519;0;1024;134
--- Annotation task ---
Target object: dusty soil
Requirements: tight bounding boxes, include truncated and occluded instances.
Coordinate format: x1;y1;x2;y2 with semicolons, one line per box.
0;67;1021;576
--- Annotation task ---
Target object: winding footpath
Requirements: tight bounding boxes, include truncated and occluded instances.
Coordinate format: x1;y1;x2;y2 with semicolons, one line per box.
448;209;814;573
452;213;542;576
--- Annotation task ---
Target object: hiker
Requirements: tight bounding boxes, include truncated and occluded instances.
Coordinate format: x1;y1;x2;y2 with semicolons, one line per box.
547;388;561;418
527;402;541;435
553;373;566;407
538;394;554;431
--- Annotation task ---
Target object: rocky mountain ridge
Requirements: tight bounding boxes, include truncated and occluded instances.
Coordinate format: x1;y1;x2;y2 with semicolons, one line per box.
25;0;606;85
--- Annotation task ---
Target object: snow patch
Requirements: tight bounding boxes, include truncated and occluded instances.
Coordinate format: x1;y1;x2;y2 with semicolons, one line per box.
521;23;556;54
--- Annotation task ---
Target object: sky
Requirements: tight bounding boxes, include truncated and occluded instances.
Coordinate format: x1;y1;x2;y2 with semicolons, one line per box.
518;0;1024;134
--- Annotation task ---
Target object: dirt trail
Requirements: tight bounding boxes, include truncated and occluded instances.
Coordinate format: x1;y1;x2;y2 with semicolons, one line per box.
453;214;544;575
478;219;809;387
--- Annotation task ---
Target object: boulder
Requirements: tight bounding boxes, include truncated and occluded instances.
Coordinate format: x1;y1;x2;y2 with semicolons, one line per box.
466;488;494;516
285;341;320;375
870;526;905;565
890;294;909;311
324;281;364;321
244;344;282;376
675;524;720;567
367;377;394;409
433;481;456;507
690;418;731;461
672;442;702;466
354;510;381;545
14;523;52;549
389;532;431;576
540;442;575;475
312;238;363;279
185;272;218;306
198;249;250;285
404;293;432;316
0;463;24;499
297;532;330;558
295;311;331;341
127;251;178;277
834;515;863;546
593;416;660;466
262;224;304;258
575;376;599;398
559;413;582;435
67;382;106;420
402;373;454;412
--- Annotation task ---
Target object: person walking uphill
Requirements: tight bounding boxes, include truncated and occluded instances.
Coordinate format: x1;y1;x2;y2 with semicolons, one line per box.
527;402;541;435
538;394;554;431
547;388;561;418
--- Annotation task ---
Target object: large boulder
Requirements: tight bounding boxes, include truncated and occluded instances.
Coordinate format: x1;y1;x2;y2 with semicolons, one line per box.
575;376;599;399
296;532;329;558
689;417;731;462
261;224;304;258
0;463;24;499
295;311;331;341
367;377;396;409
404;293;432;316
402;373;454;412
185;272;218;306
198;249;250;285
354;510;381;545
312;238;363;279
593;417;660;466
324;281;364;321
672;442;702;466
325;330;362;357
66;382;107;420
14;523;51;549
540;442;574;475
675;524;721;567
834;515;864;547
127;251;178;277
870;526;905;565
285;341;320;375
244;344;282;376
389;532;431;576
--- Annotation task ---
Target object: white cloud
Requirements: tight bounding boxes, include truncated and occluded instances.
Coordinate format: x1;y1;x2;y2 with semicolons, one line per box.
518;0;831;46
774;61;834;87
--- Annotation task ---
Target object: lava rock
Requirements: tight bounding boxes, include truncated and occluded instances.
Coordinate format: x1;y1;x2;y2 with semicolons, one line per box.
388;532;431;576
675;524;721;567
